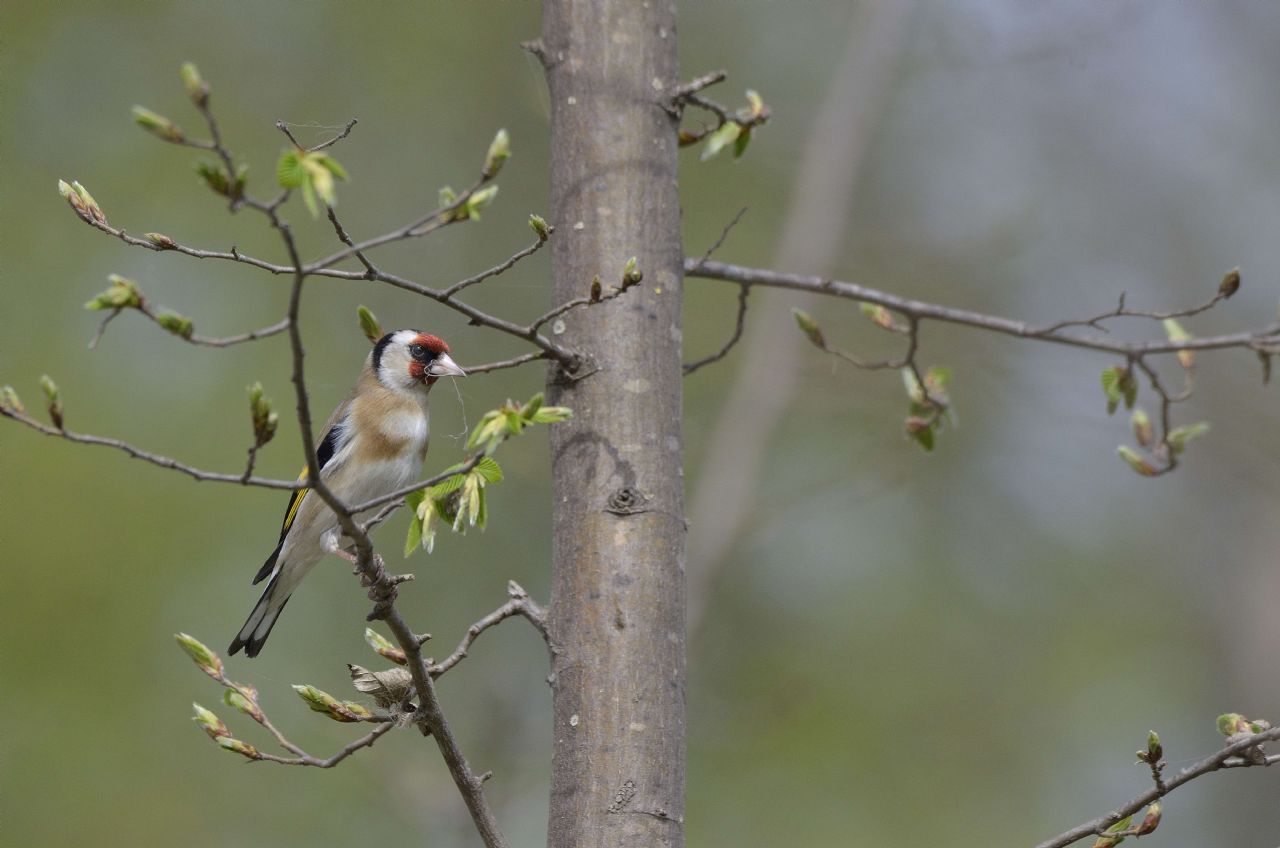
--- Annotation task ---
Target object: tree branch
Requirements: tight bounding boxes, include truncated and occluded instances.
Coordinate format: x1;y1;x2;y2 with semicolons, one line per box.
1037;724;1280;848
429;581;551;677
686;259;1280;357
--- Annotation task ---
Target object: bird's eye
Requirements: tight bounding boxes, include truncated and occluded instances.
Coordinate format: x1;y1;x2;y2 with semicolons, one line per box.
408;344;427;359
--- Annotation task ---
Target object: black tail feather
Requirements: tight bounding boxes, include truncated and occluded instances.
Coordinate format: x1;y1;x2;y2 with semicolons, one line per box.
228;577;291;658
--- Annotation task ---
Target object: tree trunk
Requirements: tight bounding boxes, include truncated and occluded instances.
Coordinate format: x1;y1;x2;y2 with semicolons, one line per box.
540;3;686;847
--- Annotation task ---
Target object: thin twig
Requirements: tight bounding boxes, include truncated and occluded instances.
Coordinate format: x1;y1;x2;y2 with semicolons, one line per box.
0;406;301;490
441;233;552;298
325;204;378;278
686;259;1280;357
684;284;749;374
429;581;551;677
1036;725;1280;848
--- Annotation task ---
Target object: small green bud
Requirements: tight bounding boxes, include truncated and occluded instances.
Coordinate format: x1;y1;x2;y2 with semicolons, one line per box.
589;276;602;303
1130;409;1153;449
438;185;459;207
1166;422;1209;455
859;302;895;330
59;180;105;224
622;256;643;287
1136;801;1162;836
528;214;551;241
292;684;366;722
364;628;408;666
192;703;231;740
0;385;24;414
39;374;63;429
247;382;277;447
85;274;143;311
792;308;825;348
1145;729;1162;764
132;106;185;143
1218;713;1249;736
222;687;264;723
482;128;511;178
459;184;499;221
179;62;209;107
1163;318;1195;369
1219;267;1241;298
155;311;195;340
216;737;262;760
175;632;224;679
357;306;382;344
1117;445;1158;477
144;232;177;250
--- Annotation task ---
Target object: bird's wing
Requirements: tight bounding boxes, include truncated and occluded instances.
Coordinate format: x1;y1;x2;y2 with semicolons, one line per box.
252;397;354;584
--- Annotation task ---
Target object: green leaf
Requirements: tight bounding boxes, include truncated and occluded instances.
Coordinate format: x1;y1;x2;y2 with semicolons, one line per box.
1218;713;1247;735
1163;318;1195;369
732;127;752;158
474;456;503;483
531;406;573;424
1166;421;1209;455
700;122;742;161
314;153;348;181
357;306;382;343
403;490;425;557
276;150;306;188
902;369;925;404
1117;445;1158;477
905;417;935;452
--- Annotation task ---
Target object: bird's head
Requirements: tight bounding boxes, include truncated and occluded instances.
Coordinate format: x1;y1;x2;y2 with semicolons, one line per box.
371;330;465;393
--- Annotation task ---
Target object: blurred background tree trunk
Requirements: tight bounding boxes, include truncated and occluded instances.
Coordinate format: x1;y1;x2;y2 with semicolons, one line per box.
541;2;687;847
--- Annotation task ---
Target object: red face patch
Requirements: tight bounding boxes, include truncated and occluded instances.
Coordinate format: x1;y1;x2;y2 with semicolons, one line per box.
415;333;449;355
408;361;427;381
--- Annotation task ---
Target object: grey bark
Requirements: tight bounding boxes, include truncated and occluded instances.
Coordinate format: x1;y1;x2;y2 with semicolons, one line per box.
540;2;687;847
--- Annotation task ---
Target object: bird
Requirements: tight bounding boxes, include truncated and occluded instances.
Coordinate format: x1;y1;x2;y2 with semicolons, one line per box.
229;330;465;657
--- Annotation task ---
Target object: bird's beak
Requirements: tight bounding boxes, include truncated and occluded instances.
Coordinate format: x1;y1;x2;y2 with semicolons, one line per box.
427;353;466;378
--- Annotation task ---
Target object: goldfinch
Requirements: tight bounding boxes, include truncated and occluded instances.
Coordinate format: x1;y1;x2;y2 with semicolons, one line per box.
229;330;465;657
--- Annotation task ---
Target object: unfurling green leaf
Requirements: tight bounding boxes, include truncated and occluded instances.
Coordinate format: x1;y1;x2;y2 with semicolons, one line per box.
357;305;382;343
0;385;24;414
462;184;498;221
364;628;408;666
1218;267;1241;298
732;127;752;158
192;703;231;740
84;274;143;311
1163;318;1195;369
155;311;195;340
216;737;262;759
744;89;766;119
622;256;643;287
59;179;105;224
1100;366;1136;415
1166;422;1209;455
528;214;551;241
196;160;246;200
1218;713;1249;736
39;374;63;429
483;128;511;178
180;62;209;106
247;382;278;447
175;632;223;678
792;308;825;348
132;106;184;142
1130;408;1153;448
904;416;935;452
276;150;306;189
222;687;264;722
700;121;742;161
1140;729;1163;764
292;684;368;723
1091;815;1133;848
1117;445;1158;477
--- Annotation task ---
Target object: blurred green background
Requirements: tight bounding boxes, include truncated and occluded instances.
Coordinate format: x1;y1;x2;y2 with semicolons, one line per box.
4;2;1280;846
